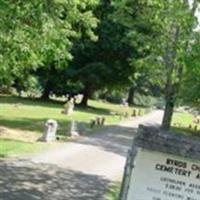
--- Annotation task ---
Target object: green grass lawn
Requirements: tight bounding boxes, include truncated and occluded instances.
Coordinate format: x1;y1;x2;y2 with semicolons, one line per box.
0;95;144;135
172;112;200;136
106;183;121;200
0;139;55;158
0;95;144;157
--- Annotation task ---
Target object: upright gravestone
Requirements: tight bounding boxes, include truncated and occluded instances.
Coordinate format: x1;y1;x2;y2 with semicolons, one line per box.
70;120;79;138
120;125;200;200
63;99;74;115
40;119;58;142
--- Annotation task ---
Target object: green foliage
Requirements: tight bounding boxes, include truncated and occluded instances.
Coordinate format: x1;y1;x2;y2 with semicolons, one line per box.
1;0;199;115
24;76;42;97
114;0;200;129
133;94;158;107
67;0;135;104
98;90;126;104
113;0;164;105
181;66;200;106
14;75;42;97
0;0;99;85
114;0;198;91
106;183;120;200
181;34;200;106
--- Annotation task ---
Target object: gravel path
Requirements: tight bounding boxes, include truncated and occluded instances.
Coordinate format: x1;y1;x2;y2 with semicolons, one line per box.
0;110;163;200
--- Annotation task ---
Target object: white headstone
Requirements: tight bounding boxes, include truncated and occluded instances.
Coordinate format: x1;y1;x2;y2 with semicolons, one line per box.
64;99;74;115
70;120;79;138
41;119;58;142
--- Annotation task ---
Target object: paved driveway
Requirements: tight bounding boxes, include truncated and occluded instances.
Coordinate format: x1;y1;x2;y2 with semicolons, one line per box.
0;110;163;200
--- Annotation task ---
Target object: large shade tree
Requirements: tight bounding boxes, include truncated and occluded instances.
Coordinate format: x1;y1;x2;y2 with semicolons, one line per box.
67;0;134;106
152;0;199;130
0;0;99;88
115;0;200;130
113;0;160;105
181;33;200;106
68;0;156;107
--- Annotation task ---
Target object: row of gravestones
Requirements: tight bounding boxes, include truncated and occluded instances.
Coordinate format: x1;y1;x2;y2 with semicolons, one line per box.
39;119;99;142
110;109;143;120
173;115;200;131
61;98;144;118
90;117;106;128
41;108;144;142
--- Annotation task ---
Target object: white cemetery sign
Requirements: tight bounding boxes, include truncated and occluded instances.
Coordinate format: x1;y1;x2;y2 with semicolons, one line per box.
120;126;200;200
127;149;200;200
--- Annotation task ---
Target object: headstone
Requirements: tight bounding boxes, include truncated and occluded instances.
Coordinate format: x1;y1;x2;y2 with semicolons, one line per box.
138;109;142;116
193;116;200;124
100;117;106;125
77;122;87;134
132;109;137;117
122;98;129;107
67;121;90;135
90;119;96;128
124;112;129;118
96;117;101;125
62;98;74;115
120;125;200;200
70;120;79;138
40;119;58;142
90;117;106;128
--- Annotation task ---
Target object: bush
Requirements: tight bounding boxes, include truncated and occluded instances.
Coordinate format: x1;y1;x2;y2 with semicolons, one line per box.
103;90;125;104
0;86;14;94
134;94;164;108
24;76;42;98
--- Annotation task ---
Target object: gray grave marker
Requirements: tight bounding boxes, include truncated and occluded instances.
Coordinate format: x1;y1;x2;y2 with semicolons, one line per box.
70;120;79;138
40;119;58;142
62;99;74;115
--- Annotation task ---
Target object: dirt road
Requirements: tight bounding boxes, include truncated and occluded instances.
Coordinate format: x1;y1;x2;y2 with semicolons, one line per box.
0;110;163;200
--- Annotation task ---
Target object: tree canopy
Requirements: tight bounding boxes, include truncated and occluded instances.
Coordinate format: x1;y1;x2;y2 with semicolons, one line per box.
0;0;200;130
114;0;200;129
0;0;98;85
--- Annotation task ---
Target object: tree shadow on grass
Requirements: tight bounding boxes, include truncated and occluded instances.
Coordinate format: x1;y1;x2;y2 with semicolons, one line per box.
0;115;138;157
0;118;44;133
0;95;63;109
75;105;113;116
0;159;111;200
0;117;71;136
0;95;114;117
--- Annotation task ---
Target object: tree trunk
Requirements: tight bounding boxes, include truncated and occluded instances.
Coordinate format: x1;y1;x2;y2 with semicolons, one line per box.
80;86;92;107
161;72;176;131
41;88;50;99
41;81;51;100
127;86;135;105
161;25;180;131
161;97;174;130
